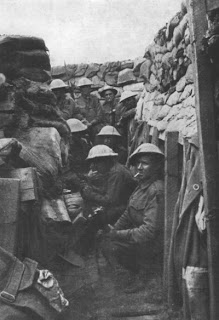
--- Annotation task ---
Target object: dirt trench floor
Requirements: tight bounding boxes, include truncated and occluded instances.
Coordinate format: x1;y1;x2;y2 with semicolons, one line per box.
55;253;183;320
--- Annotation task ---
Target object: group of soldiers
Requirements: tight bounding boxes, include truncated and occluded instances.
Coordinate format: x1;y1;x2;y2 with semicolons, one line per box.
49;77;165;294
0;75;165;319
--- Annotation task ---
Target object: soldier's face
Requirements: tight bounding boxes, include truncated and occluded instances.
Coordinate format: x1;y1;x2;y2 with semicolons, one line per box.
80;85;91;95
90;158;109;174
135;155;153;182
53;88;65;99
123;97;136;110
103;136;114;148
104;90;115;103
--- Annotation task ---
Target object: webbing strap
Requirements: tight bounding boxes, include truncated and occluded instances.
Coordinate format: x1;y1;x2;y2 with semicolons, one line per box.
0;258;25;303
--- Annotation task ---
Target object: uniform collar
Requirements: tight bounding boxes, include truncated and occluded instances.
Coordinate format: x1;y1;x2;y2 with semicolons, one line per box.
138;176;159;190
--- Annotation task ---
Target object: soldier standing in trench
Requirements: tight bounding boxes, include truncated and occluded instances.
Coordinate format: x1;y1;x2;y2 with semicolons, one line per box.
74;77;103;142
50;79;76;120
98;85;121;127
117;90;138;154
101;143;164;293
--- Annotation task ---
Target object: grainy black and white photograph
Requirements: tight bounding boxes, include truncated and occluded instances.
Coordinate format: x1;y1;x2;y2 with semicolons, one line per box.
0;0;218;319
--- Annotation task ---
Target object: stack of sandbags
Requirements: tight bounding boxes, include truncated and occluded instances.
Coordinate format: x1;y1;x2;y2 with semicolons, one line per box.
135;1;197;140
0;35;51;82
51;58;145;96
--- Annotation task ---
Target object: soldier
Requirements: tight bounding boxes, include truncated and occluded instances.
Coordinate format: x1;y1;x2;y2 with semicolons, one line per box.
74;78;103;142
96;125;127;164
62;118;92;192
117;91;138;150
98;85;121;127
101;143;164;293
82;145;136;223
78;145;136;254
50;79;76;120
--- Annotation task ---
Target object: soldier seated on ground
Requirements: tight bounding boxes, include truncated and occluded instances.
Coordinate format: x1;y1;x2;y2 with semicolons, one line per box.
96;125;127;164
50;79;76;120
101;143;164;294
62;118;92;192
78;145;136;254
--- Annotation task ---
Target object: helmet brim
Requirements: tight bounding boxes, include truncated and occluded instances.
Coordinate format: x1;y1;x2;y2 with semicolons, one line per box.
99;88;118;97
86;153;118;161
129;151;164;166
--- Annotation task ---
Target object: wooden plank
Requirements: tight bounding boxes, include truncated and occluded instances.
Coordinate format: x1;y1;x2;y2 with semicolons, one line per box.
163;131;179;298
0;167;38;201
206;0;219;11
188;0;219;319
0;178;20;254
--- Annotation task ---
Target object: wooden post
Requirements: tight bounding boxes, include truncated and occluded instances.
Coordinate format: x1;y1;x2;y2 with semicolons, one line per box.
188;0;219;319
163;131;179;297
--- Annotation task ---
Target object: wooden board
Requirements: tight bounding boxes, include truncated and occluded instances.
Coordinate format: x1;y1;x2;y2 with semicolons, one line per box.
0;167;38;201
188;0;219;318
163;131;179;297
0;178;20;254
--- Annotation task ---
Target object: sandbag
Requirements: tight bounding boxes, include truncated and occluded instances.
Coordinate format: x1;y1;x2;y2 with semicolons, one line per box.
117;68;136;85
166;12;182;41
166;90;181;106
18;68;51;82
0;35;48;52
0;178;20;255
185;64;194;84
104;71;118;86
133;57;146;75
139;59;152;81
176;75;186;92
156;104;171;120
74;63;88;77
15;127;62;176
14;50;51;70
120;60;134;70
85;63;99;78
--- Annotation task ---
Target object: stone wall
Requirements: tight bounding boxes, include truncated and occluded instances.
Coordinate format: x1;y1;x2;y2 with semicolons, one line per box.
52;0;196;141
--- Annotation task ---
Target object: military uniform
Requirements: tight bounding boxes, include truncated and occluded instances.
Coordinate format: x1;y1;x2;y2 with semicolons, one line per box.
102;178;164;273
82;162;136;224
102;99;122;127
62;137;91;192
75;94;103;136
57;93;76;120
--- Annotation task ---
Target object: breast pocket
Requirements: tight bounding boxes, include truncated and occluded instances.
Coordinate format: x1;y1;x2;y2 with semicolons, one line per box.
129;199;147;225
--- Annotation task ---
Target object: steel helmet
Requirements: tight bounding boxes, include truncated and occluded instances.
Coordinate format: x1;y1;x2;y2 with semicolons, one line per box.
67;118;87;133
86;145;118;160
97;125;121;137
50;79;68;90
77;77;93;87
129;143;164;165
98;85;118;97
120;91;137;103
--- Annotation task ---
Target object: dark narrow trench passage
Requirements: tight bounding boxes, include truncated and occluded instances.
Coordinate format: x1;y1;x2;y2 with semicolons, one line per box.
55;253;182;320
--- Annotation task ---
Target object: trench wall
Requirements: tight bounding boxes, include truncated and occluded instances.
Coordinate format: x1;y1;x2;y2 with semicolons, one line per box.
52;1;196;142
